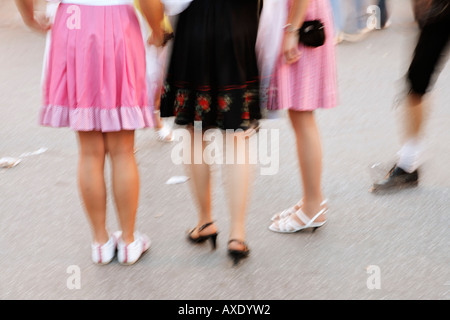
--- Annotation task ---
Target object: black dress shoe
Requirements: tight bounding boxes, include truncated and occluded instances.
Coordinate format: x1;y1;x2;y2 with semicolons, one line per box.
371;165;419;192
187;222;218;250
227;239;250;266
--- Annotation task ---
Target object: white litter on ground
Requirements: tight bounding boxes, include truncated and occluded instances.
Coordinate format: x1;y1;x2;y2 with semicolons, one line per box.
165;176;190;185
0;147;48;169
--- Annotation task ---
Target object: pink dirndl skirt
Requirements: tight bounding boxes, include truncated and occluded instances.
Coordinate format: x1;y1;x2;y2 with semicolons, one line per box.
268;0;337;111
41;2;154;132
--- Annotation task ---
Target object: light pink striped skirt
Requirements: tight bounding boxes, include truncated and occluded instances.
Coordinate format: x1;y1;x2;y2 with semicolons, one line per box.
267;0;338;111
41;3;154;132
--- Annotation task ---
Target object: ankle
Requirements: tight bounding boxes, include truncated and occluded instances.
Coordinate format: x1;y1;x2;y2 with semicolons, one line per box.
228;231;246;247
199;221;217;233
397;138;422;173
301;201;327;220
302;197;324;210
120;233;135;245
93;230;110;245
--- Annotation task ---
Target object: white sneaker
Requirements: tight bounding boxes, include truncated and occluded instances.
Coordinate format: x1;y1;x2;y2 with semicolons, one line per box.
117;232;151;265
91;231;121;265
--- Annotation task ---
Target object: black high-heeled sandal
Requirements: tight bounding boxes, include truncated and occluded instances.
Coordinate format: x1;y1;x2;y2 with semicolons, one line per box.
227;239;250;266
187;222;218;250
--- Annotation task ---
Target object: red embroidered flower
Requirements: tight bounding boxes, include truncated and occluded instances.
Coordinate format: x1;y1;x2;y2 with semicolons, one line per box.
198;96;210;111
176;94;185;107
161;83;169;98
245;93;252;104
218;95;232;112
218;97;227;109
243;91;254;108
196;93;211;113
175;90;189;116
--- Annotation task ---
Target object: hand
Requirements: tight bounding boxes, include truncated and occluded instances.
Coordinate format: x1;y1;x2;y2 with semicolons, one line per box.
25;13;52;34
282;32;301;65
147;29;165;47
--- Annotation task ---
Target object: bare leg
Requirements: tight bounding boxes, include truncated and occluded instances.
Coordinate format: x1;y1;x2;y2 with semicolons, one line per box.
222;130;253;250
404;92;424;140
396;93;425;173
104;130;139;245
77;131;108;244
288;110;326;221
154;86;173;141
397;13;450;170
185;127;216;238
153;91;164;130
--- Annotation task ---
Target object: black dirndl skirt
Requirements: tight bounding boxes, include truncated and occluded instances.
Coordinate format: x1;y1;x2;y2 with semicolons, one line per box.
160;0;262;130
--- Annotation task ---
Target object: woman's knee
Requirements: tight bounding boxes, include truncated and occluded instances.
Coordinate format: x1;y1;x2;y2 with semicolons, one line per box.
77;131;107;159
104;131;136;158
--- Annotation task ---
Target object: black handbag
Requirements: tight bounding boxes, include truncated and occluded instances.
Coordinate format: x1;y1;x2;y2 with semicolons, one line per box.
299;20;326;48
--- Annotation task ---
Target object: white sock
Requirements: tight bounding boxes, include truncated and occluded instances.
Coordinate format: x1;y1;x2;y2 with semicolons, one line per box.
397;138;423;173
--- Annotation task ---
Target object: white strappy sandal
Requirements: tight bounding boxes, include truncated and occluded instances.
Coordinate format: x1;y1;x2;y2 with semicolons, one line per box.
271;199;328;222
270;200;304;222
268;207;327;233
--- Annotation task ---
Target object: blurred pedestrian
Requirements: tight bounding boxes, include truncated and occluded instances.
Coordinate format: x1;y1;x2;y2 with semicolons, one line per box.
322;0;391;45
15;0;165;265
377;0;390;29
341;0;371;41
330;0;344;43
372;0;450;192
258;0;337;233
160;0;262;265
135;0;174;142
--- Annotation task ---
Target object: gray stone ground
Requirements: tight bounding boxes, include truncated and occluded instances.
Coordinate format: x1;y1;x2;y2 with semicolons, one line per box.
0;0;448;300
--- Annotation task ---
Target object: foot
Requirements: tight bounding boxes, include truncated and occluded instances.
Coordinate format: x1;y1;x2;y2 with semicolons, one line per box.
117;232;151;265
187;222;218;250
269;205;327;233
334;32;344;45
371;165;419;192
227;239;249;252
342;28;372;42
227;239;250;266
271;200;304;222
271;199;328;221
187;222;218;241
380;19;392;30
91;231;121;265
155;123;174;142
